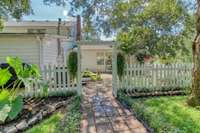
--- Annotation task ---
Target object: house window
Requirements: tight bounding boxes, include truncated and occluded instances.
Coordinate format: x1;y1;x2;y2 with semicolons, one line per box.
96;52;104;65
105;52;112;65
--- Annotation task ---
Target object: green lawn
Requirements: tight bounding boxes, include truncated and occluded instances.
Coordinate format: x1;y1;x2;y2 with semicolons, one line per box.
118;94;200;133
25;96;81;133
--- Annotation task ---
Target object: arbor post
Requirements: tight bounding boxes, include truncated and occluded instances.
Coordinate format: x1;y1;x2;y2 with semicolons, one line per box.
112;44;118;97
77;42;82;96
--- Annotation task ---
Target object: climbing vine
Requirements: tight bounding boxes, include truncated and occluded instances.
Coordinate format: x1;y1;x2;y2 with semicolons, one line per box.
67;51;78;81
117;53;125;81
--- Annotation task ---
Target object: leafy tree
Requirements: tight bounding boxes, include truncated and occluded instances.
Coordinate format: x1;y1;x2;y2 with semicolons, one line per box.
44;0;195;62
43;0;117;38
115;0;195;62
0;0;32;30
188;0;200;107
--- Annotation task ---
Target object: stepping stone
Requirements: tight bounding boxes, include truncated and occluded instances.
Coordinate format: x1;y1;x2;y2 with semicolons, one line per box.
95;117;110;124
111;117;129;131
96;123;113;133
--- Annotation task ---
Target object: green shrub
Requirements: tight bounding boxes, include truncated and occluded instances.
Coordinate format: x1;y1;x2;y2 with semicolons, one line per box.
82;70;102;81
82;70;93;78
67;52;78;80
117;53;125;80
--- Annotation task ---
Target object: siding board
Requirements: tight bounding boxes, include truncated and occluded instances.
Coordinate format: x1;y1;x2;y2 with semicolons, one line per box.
0;36;40;65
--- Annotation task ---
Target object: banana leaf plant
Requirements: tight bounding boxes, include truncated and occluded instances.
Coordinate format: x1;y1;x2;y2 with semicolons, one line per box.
0;57;40;123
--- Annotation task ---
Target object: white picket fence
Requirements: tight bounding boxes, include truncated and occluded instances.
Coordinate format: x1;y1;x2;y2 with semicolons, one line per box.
24;65;78;97
118;64;192;93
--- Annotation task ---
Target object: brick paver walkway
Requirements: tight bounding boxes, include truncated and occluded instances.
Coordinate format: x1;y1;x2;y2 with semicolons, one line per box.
80;74;148;133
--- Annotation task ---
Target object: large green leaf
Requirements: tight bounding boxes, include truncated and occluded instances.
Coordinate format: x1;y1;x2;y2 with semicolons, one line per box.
0;90;10;123
0;104;11;123
0;89;10;103
6;56;23;76
8;96;23;120
31;64;41;78
0;68;12;87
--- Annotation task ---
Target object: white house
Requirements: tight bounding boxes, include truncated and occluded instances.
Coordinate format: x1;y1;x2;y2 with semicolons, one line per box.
0;20;74;67
81;41;114;72
0;20;119;72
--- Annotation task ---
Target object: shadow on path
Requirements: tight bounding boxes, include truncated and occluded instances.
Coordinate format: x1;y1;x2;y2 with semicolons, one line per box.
80;74;148;133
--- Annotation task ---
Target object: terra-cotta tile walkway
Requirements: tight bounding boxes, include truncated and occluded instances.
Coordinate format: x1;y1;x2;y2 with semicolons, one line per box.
80;74;148;133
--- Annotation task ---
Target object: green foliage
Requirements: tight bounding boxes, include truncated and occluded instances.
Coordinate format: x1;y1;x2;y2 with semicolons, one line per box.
117;53;125;80
0;89;23;123
62;96;81;133
25;111;64;133
0;57;40;123
0;90;10;122
44;0;195;38
0;68;12;87
118;94;200;133
115;0;194;61
67;52;78;80
25;96;81;133
82;70;93;77
6;57;40;80
0;104;11;122
82;70;102;81
0;0;32;30
41;82;49;97
8;95;23;120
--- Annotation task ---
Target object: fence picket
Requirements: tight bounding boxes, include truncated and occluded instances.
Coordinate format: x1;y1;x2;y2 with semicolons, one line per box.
23;64;79;98
116;63;192;94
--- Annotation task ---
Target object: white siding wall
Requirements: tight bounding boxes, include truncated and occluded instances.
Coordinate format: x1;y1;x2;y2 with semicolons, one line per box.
42;37;58;65
81;49;112;72
0;35;40;65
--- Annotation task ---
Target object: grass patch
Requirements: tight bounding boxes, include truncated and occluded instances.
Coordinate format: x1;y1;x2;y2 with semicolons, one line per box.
25;96;81;133
118;93;200;133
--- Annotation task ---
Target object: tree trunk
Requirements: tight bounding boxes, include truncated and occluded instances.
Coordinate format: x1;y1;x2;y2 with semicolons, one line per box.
187;0;200;107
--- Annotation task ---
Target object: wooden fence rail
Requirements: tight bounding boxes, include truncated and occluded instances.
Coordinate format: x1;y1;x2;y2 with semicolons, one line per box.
118;63;192;94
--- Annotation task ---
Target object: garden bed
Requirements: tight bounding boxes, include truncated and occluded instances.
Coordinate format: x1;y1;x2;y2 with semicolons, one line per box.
118;93;200;133
0;92;77;133
25;96;81;133
120;87;188;98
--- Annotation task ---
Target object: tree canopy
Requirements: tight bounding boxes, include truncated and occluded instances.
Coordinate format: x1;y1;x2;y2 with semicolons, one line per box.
115;0;195;62
44;0;195;62
0;0;32;30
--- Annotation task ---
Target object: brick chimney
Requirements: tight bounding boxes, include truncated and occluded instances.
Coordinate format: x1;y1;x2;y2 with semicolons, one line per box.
76;15;81;41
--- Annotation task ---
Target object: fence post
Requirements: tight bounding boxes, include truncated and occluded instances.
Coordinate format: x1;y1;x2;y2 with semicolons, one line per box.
112;44;117;97
77;42;82;96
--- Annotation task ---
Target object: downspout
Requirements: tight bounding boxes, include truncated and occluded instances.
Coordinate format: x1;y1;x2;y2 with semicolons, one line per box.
36;35;43;68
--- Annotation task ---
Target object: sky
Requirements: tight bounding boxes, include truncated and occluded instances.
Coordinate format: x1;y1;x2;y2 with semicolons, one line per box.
22;0;112;40
23;0;71;21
